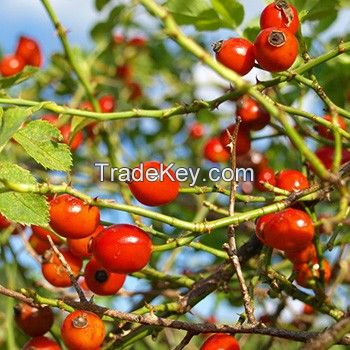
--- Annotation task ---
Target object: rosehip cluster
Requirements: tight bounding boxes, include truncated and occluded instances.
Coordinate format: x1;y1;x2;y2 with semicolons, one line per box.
214;1;299;75
0;36;42;77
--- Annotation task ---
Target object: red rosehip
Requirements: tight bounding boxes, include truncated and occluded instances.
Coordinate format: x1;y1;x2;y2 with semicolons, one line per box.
92;224;152;274
204;138;230;163
22;336;61;350
113;34;125;45
294;259;331;288
303;304;314;315
61;310;105;350
128;161;180;206
275;169;309;192
80;101;94;111
0;213;11;229
32;225;62;245
127;81;143;101
236;95;270;131
260;1;300;35
28;234;52;255
49;194;100;239
255;167;276;191
116;64;133;83
317;114;347;140
14;303;54;337
98;95;116;113
0;54;25;77
256;208;314;251
128;36;147;47
84;258;126;296
200;333;240;350
42;248;82;288
67;225;104;259
254;27;298;72
219;124;251;156
189;122;205;139
315;147;350;170
214;38;255;76
15;36;43;67
285;244;317;264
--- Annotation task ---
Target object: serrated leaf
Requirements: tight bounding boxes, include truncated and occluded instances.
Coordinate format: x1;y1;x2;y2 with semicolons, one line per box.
95;0;111;11
0;66;39;89
0;162;49;226
166;0;211;17
211;0;244;28
13;120;72;171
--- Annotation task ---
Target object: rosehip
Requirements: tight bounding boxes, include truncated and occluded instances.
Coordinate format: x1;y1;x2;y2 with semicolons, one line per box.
0;213;11;229
219;124;251;156
303;304;314;315
260;1;300;35
317;114;347;140
128;161;180;206
236;96;270;130
32;225;62;245
29;234;52;255
214;38;255;76
0;54;25;77
67;225;104;259
49;194;100;239
204;138;230;163
276;169;309;192
255;27;298;72
255;167;276;191
294;259;331;288
189;122;205;139
200;333;240;350
42;248;82;287
127;81;143;101
128;36;147;47
92;224;152;274
14;303;54;337
256;208;314;251
84;258;126;296
116;64;133;83
315;147;350;170
61;310;105;350
98;95;116;113
22;336;61;350
285;244;317;264
15;36;42;67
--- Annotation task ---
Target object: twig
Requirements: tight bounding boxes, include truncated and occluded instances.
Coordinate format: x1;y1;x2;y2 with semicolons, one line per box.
47;236;88;303
173;331;196;350
222;120;257;325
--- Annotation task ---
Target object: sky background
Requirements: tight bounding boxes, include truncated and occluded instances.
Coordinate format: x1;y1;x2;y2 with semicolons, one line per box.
2;0;350;327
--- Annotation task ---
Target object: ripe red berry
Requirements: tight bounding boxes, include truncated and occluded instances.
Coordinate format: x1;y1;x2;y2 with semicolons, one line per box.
254;27;298;72
317;114;347;140
0;54;25;77
41;115;84;151
98;95;116;113
23;336;61;350
14;303;54;337
80;101;94;111
29;234;52;255
219;124;251;156
15;36;43;67
61;310;105;350
84;258;126;296
127;81;143;101
260;1;300;35
276;169;309;192
204;138;230;163
303;304;314;315
32;225;62;245
49;194;100;239
0;213;11;229
256;208;314;251
200;333;240;350
116;64;133;83
67;225;104;259
214;38;255;76
315;146;350;170
92;224;152;274
236;96;270;131
255;167;276;191
294;259;331;288
189;122;205;139
42;248;82;287
285;244;317;264
128;161;180;206
113;34;125;45
128;36;147;47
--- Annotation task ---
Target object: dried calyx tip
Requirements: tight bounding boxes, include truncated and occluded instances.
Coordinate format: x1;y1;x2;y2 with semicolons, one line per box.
212;40;224;53
268;30;286;47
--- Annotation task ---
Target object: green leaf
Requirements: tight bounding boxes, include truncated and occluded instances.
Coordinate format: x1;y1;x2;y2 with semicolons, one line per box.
0;162;49;226
0;107;30;150
166;0;211;17
13;120;72;171
95;0;111;11
0;66;39;89
211;0;244;28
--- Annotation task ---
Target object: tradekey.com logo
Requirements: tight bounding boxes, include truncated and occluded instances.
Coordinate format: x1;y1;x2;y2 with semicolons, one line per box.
94;162;254;187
